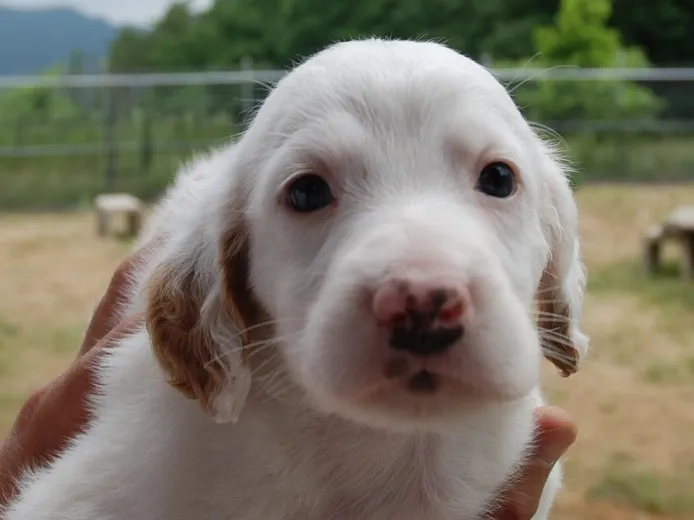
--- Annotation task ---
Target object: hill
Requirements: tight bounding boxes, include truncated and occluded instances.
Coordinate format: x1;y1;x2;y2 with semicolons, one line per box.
0;6;118;75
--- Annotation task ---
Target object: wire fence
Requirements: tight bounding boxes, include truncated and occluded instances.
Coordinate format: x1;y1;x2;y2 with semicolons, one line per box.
1;66;694;210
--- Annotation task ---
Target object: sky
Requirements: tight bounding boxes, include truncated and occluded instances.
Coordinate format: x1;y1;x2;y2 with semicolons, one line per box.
0;0;212;26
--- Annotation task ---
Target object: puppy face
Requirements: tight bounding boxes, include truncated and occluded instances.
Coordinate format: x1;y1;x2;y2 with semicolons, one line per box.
236;40;587;429
147;39;588;429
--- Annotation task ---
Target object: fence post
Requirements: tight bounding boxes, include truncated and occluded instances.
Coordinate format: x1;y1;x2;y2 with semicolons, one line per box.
140;108;153;173
102;86;117;191
14;118;24;146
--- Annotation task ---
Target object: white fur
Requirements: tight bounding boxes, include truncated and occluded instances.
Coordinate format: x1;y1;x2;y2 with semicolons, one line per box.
3;39;587;520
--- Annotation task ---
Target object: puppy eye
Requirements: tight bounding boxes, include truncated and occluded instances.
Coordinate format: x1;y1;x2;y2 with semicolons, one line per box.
476;162;516;198
286;173;335;213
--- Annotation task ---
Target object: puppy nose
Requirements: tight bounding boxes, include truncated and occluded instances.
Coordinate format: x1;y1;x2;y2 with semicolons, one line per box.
372;278;466;356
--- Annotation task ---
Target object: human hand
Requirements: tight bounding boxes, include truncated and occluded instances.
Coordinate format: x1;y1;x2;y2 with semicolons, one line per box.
495;406;577;519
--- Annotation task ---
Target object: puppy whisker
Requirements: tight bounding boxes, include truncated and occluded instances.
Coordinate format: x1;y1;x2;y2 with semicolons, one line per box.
233;317;304;339
538;330;575;348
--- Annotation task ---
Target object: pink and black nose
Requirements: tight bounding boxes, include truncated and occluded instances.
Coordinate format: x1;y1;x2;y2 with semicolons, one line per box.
372;277;466;356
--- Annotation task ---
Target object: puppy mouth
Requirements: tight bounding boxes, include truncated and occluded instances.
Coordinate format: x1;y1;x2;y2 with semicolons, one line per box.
383;357;442;394
346;354;527;413
407;370;439;393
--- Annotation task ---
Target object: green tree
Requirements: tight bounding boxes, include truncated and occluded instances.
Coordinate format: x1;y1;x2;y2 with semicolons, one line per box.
104;0;682;124
610;0;694;121
611;0;694;67
109;28;152;73
0;65;83;121
105;0;568;72
105;0;694;72
510;0;662;121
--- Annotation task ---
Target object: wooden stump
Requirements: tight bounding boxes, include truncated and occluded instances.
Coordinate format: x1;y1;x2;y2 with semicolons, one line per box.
94;193;144;238
682;231;694;281
643;225;664;275
644;205;694;282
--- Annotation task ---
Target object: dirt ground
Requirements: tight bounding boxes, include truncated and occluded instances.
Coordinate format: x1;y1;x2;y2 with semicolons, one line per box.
1;184;693;518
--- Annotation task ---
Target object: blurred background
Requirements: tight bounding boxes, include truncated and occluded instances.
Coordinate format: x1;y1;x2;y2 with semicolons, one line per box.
0;0;693;518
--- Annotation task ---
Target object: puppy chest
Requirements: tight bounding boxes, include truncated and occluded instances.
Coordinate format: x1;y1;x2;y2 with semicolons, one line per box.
269;455;492;520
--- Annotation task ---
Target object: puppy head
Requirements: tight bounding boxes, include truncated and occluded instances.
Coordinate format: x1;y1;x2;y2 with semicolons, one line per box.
147;39;588;429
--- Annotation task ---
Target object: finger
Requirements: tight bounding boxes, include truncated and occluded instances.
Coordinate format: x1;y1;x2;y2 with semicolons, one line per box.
79;238;162;356
0;314;144;504
35;314;145;439
80;313;145;360
496;406;577;519
18;315;144;450
78;261;133;355
44;314;145;450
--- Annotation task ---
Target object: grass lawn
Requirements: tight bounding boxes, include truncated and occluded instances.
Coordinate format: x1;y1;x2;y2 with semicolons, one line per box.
0;184;693;518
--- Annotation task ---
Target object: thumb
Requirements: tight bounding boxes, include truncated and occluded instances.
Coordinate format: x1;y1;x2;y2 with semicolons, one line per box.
496;406;577;519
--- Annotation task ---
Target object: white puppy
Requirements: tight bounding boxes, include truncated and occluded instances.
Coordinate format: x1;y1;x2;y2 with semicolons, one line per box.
3;38;588;520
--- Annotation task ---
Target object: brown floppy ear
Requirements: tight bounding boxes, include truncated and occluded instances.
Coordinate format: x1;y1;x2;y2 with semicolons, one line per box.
146;224;256;423
535;149;589;377
536;254;587;377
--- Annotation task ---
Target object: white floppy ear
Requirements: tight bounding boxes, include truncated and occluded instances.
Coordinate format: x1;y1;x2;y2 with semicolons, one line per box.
536;147;589;377
146;184;257;424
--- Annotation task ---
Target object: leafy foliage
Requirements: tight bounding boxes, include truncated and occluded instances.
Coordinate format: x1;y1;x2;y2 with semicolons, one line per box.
100;0;668;124
104;0;694;75
0;66;84;121
507;0;663;121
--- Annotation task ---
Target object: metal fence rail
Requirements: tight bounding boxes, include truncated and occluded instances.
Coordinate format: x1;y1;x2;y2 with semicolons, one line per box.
3;67;694;89
1;67;693;210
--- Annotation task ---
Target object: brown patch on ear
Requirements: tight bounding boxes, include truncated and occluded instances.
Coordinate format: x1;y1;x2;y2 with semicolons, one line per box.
536;269;579;378
146;265;229;414
146;221;262;421
219;227;263;349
